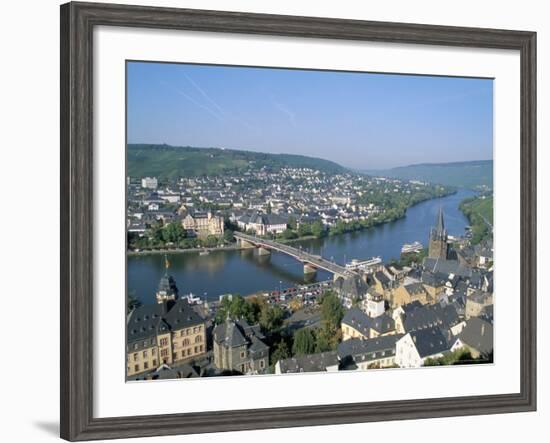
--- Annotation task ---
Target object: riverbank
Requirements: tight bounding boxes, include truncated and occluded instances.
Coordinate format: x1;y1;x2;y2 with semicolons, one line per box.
127;244;246;256
128;190;457;256
128;188;473;304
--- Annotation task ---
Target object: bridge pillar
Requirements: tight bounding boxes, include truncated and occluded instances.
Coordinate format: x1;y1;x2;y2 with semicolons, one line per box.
257;247;271;256
238;239;255;249
303;263;317;275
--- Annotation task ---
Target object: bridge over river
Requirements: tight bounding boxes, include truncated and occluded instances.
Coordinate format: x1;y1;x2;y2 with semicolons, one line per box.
234;232;357;279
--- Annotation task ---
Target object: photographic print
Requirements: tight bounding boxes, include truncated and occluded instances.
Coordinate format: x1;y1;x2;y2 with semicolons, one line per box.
126;61;494;381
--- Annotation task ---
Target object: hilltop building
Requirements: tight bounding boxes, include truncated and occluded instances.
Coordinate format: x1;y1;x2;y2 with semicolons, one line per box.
341;308;396;341
428;207;449;259
236;212;288;236
213;319;269;375
126;297;206;378
141;176;158;189
182;211;224;238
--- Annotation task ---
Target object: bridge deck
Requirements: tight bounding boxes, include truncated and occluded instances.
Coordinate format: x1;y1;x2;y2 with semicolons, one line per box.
234;232;356;277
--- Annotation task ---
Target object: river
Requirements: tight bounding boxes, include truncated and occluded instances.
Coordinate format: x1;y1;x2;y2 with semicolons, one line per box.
128;188;475;304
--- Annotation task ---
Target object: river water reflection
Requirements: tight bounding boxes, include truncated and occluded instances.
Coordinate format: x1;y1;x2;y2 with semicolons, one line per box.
128;188;474;304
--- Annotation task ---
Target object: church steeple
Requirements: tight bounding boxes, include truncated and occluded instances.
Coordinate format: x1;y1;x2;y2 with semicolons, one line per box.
156;254;178;304
436;206;445;233
428;207;448;259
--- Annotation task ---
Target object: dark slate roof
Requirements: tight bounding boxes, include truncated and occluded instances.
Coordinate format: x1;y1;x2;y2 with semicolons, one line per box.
152;363;199;380
459;318;493;355
400;300;423;314
342;308;395;336
468;291;492;305
334;275;368;299
127;299;204;351
404;282;427;296
421;270;448;287
213;319;267;350
163;298;205;330
422;258;473;278
127;304;163;346
374;271;391;286
213;321;247;348
277;351;339;373
248;336;269;357
480;305;494;324
402;303;459;333
409;326;449;358
338;335;403;362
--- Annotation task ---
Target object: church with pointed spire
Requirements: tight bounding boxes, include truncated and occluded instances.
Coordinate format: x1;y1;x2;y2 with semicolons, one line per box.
156;254;179;304
428;207;449;260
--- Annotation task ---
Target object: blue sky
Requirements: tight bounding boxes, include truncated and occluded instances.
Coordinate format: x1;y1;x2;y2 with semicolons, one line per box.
127;61;493;169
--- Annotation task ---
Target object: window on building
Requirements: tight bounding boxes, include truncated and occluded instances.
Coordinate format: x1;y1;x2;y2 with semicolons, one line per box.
260;360;265;368
153;359;157;366
134;364;139;372
187;349;191;356
160;338;168;346
144;362;148;370
143;350;147;358
199;345;203;352
182;350;185;357
240;351;245;359
133;353;138;361
194;346;198;353
195;335;202;343
161;349;168;357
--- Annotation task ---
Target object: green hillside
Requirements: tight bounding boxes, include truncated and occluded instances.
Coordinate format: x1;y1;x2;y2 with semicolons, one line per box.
365;160;493;189
459;195;493;244
127;144;346;178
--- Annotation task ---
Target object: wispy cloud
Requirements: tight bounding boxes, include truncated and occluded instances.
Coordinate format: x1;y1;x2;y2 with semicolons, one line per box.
167;75;259;134
273;100;297;127
183;73;226;117
160;80;224;122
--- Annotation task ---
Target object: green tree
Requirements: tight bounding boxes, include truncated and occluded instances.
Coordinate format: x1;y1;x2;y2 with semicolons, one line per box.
214;295;255;324
298;222;312;237
281;229;298;240
201;235;219;248
314;328;335;353
223;229;235;243
320;291;344;331
259;304;285;334
270;340;291;372
314;291;344;352
292;328;316;356
288;216;297;230
311;220;325;238
162;222;186;243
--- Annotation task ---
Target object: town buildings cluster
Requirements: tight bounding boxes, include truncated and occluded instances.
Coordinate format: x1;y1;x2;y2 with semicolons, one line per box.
127;203;494;380
126;168;449;244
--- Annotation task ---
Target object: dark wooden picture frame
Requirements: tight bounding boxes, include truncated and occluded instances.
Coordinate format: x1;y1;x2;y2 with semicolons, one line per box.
60;2;537;441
